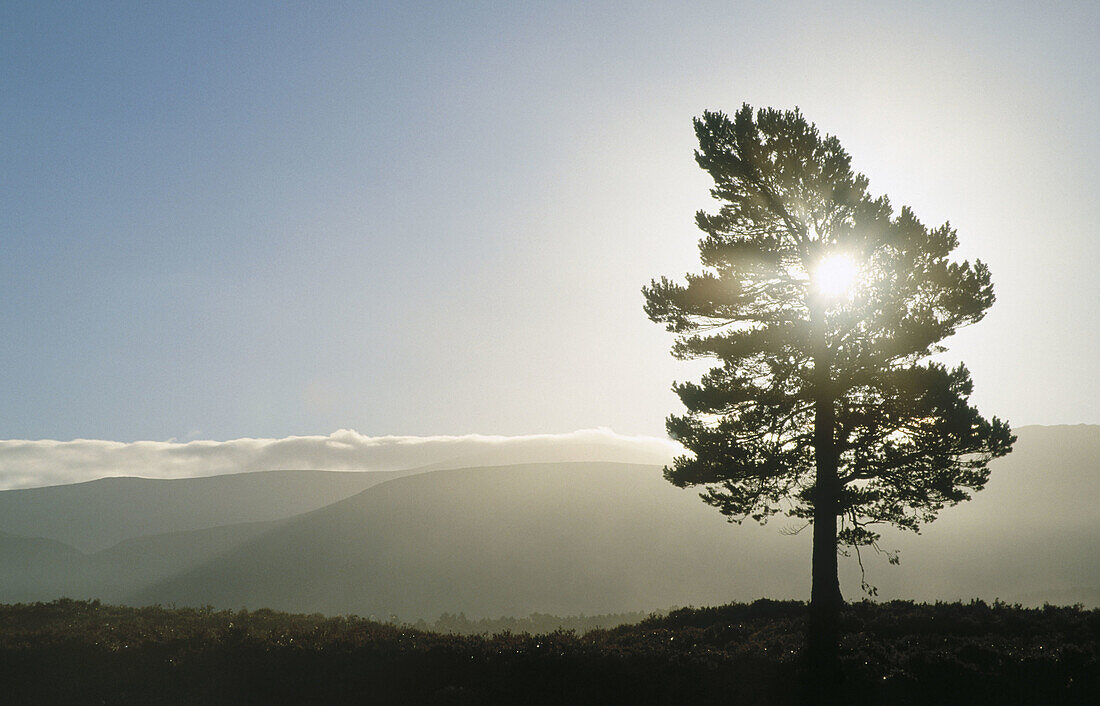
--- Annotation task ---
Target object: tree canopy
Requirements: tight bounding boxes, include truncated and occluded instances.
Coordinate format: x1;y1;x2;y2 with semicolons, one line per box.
643;104;1014;577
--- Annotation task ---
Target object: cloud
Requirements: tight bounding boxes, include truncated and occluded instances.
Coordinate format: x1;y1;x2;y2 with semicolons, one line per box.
0;429;682;490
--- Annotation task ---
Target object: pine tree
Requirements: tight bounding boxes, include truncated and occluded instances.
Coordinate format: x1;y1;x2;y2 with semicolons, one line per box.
642;105;1014;693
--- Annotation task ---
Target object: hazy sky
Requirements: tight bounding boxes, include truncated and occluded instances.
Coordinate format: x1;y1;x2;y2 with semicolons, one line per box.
2;1;1096;443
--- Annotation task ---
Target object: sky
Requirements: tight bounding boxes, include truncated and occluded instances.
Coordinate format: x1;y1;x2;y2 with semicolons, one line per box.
2;1;1097;447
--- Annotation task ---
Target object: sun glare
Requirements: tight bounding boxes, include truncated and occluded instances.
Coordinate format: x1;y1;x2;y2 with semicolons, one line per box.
813;254;860;299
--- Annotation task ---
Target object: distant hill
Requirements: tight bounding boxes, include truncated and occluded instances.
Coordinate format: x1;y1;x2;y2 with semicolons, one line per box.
83;519;284;602
0;425;1095;617
0;532;90;603
0;431;680;552
0;469;410;552
838;424;1099;604
131;461;798;618
133;425;1099;617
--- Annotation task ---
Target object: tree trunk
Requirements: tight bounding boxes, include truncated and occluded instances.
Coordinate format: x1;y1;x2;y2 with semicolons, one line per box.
807;420;843;699
807;310;844;702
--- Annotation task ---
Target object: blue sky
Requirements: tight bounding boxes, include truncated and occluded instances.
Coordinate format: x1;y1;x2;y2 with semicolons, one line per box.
2;1;1097;442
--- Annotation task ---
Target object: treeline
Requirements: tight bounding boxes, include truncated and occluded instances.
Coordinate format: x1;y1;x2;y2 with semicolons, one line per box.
416;609;656;635
0;598;1096;704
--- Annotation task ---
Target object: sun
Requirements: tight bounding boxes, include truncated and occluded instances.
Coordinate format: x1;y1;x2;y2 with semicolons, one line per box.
813;254;860;299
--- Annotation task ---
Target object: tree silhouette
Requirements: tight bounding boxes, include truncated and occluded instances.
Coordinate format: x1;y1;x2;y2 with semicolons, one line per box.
642;105;1014;696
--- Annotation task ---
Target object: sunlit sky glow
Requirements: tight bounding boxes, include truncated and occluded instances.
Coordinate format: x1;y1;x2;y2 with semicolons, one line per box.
1;1;1096;443
813;255;861;300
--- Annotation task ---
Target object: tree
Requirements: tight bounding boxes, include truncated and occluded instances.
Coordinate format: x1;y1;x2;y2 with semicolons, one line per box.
642;105;1014;694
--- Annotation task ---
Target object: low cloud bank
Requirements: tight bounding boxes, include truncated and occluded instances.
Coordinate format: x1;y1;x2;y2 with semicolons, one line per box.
0;429;682;490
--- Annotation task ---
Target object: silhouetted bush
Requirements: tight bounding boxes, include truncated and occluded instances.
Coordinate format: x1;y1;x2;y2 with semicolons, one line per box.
0;598;1095;704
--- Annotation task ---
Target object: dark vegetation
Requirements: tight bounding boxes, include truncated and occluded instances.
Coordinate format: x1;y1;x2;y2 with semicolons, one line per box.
1;599;1095;704
415;610;653;636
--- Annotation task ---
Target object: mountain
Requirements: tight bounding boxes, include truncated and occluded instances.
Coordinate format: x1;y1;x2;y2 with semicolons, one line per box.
0;469;411;552
0;431;680;552
0;520;286;605
1;425;1095;617
132;425;1099;618
83;520;284;602
0;532;90;603
130;462;806;618
842;424;1099;602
